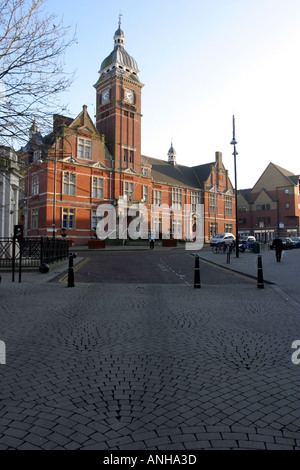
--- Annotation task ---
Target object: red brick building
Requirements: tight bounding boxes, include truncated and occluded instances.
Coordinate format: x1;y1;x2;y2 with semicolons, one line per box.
237;162;300;241
19;23;236;245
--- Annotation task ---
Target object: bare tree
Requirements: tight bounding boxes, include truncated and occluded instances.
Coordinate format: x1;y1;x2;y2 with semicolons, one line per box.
0;0;76;147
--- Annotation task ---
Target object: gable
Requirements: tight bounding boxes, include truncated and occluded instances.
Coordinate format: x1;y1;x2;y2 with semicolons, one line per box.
237;192;251;210
69;105;100;137
124;167;139;175
253;162;295;193
91;161;108;170
75;126;96;136
252;188;277;210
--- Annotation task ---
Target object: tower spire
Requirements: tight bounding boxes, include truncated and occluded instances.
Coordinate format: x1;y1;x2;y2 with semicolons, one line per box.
114;14;125;48
168;141;177;165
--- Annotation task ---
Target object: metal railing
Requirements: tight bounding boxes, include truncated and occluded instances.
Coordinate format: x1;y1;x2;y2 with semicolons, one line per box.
0;236;69;268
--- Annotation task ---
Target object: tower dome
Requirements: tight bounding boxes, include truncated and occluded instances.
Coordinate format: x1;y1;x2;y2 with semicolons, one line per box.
168;142;177;165
99;18;139;78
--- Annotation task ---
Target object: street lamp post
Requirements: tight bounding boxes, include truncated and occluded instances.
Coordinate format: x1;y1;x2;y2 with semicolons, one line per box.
230;115;239;258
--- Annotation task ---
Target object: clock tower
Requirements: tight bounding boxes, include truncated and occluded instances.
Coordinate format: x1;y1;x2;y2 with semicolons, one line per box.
94;19;144;173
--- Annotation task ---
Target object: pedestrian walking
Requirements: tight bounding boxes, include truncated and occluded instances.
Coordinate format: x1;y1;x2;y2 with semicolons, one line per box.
149;233;154;249
271;237;284;262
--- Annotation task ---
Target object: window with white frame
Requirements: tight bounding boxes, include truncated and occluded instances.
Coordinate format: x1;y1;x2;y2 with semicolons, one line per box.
78;138;92;160
225;224;233;233
33;150;41;162
209;222;218;238
92;177;104;199
172;219;182;239
152;217;162;238
123;149;128;162
32;174;39;195
225;197;232;216
31;209;38;229
153;190;162;207
143;185;149;203
172;188;182;210
124;181;134;201
129;150;134;164
191;191;200;211
63;172;76;196
209;193;217;214
91;210;103;230
62;208;75;229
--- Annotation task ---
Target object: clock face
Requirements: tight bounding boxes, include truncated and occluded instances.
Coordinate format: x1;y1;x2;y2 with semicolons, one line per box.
124;89;134;103
102;89;110;104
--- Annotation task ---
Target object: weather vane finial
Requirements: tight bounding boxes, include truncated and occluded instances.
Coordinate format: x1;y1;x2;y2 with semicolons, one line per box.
118;12;123;29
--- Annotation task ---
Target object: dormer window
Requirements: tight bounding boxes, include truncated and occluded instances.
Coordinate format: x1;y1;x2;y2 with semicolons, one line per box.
142;167;150;177
33;150;41;162
78;138;92;160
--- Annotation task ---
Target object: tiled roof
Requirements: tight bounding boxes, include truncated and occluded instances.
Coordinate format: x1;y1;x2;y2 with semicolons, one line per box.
142;155;214;189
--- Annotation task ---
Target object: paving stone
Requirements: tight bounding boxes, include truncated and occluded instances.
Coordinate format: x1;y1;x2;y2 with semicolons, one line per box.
0;436;24;448
222;432;248;441
5;427;28;439
52;424;74;438
22;433;49;448
158;442;186;450
157;427;182;437
118;441;148;450
171;433;197;443
131;430;157;441
184;440;211;449
247;433;275;443
238;440;266;450
210;439;239;449
69;431;89;445
47;432;71;447
144;436;171;447
0;275;300;450
106;435;134;448
275;436;296;446
266;443;295;450
196;432;221;441
28;425;51;438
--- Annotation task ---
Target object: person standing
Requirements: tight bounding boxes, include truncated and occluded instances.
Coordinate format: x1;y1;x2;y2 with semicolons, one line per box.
149;233;154;249
272;238;284;262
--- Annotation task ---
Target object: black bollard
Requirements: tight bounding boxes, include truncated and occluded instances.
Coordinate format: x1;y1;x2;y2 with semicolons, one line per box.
67;252;77;287
194;255;201;288
226;244;232;263
257;255;264;289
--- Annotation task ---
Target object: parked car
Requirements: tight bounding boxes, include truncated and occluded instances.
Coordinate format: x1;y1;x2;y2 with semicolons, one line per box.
210;233;235;246
270;237;294;250
290;236;300;248
239;235;256;245
239;235;256;252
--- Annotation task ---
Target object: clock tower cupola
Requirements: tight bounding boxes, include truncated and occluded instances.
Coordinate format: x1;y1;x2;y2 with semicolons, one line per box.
94;18;144;173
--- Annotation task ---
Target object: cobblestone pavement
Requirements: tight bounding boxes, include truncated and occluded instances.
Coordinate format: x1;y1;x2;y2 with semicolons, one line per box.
0;264;299;450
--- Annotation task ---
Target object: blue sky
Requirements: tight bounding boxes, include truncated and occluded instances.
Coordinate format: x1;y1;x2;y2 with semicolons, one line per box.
47;0;300;189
